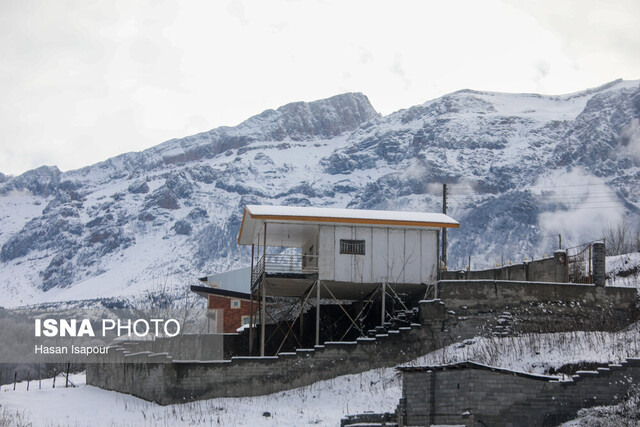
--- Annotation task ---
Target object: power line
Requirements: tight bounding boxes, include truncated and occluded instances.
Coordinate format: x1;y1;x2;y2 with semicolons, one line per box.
449;190;622;198
548;205;626;211
448;183;614;192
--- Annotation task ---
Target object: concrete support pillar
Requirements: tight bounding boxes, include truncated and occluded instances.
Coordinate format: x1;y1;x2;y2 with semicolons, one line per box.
554;250;567;283
593;241;606;287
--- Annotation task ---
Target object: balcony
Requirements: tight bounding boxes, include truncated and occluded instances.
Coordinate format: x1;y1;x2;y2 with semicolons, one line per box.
251;254;318;291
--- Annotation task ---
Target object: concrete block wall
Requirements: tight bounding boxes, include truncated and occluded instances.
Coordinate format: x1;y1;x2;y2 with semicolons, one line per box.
397;359;640;427
441;256;561;282
441;245;608;287
87;323;440;405
114;334;226;361
88;281;638;405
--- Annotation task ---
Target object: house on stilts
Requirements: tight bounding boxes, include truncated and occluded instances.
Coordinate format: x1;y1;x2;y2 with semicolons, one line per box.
235;205;459;356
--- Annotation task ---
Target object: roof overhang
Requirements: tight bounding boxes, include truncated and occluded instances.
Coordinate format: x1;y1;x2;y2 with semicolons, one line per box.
190;285;251;301
237;205;459;246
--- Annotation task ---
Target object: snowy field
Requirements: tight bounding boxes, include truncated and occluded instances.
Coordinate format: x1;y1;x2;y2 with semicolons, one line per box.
2;322;640;426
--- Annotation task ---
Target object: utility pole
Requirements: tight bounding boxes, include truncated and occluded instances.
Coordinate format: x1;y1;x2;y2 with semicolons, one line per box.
442;184;448;268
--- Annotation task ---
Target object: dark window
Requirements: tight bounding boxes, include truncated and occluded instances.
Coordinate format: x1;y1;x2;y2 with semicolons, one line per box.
340;239;365;255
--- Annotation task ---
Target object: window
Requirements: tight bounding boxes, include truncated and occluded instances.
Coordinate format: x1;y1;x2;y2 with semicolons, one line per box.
231;299;241;309
241;316;251;326
340;239;365;255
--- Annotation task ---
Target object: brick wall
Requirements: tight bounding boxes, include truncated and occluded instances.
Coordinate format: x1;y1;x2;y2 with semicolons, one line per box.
208;295;256;333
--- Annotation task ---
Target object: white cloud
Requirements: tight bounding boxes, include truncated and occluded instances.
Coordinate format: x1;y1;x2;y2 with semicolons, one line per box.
619;118;640;161
0;0;638;175
534;168;625;249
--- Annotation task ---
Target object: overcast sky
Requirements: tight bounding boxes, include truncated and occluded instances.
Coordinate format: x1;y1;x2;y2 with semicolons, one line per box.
1;0;639;176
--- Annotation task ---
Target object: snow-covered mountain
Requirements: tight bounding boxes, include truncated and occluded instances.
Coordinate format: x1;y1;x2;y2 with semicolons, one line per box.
1;81;639;307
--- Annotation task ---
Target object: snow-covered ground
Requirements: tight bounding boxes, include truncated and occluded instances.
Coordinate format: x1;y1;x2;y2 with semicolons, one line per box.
607;251;640;289
1;369;400;427
561;385;640;426
3;323;640;426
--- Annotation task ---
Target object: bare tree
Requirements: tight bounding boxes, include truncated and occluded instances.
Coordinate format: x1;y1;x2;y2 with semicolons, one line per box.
603;220;634;255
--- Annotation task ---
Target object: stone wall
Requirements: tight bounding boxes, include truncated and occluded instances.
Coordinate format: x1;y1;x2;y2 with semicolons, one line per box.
87;281;638;404
437;279;633;311
430;280;637;344
397;359;640;427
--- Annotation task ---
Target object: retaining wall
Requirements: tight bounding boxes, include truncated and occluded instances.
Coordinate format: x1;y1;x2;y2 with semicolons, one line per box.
87;281;638;404
114;334;225;361
431;280;637;343
397;359;640;426
87;325;435;405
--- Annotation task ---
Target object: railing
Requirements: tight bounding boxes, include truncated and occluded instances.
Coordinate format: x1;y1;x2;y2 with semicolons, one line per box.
566;243;592;284
251;254;318;291
252;256;265;289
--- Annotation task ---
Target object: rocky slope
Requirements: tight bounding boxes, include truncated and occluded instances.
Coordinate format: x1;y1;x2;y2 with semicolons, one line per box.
1;81;639;307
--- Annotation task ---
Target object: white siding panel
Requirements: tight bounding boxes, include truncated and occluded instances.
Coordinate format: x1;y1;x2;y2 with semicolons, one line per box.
318;226;335;281
404;231;421;284
353;227;373;283
388;229;405;283
372;228;388;282
320;225;439;285
334;226;353;282
421;230;438;284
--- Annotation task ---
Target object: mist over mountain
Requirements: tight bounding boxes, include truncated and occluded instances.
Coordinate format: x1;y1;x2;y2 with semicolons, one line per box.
1;81;639;307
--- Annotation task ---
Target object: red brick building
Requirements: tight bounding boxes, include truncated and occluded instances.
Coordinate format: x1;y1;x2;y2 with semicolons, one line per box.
191;285;257;333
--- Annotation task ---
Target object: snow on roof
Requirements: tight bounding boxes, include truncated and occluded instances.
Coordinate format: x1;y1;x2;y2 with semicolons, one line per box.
238;204;459;245
246;204;459;225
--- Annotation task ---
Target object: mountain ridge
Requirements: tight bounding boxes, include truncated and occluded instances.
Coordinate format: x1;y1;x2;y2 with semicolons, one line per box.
1;92;379;187
0;80;639;307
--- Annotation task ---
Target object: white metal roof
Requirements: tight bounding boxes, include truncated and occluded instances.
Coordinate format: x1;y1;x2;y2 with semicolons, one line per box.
238;205;459;246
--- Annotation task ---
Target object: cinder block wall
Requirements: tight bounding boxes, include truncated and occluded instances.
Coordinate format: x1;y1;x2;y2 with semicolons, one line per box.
112;334;225;360
87;281;638;404
87;325;436;405
399;360;640;427
441;252;564;283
